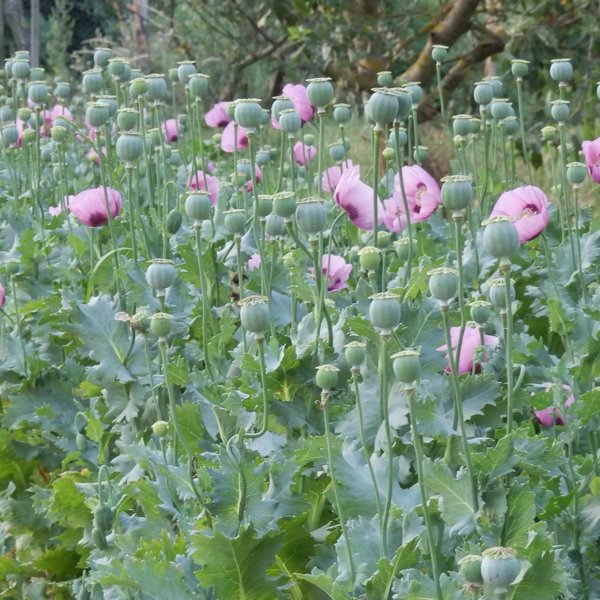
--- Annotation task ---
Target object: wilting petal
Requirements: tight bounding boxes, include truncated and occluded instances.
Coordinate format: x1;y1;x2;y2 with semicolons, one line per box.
221;121;248;153
205;101;231;128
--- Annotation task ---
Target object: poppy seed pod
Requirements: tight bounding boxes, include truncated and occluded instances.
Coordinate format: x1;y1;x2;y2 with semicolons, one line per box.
488;277;515;310
273;191;296;219
480;547;520;590
177;60;196;85
550;99;570;123
469;117;481;135
129;77;148;98
501;116;519;137
0;106;15;124
413;145;429;163
265;214;286;238
473;81;493;105
333;103;352;124
550;58;573;83
55;81;71;100
404;82;423;105
11;58;30;80
365;88;399;128
150;312;173;339
117;108;139;131
490;98;511;120
146;259;177;293
1;124;19;146
151;421;169;437
429;267;459;303
452;114;472;138
108;58;126;79
441;175;473;212
86;102;109;128
369;291;402;334
315;364;340;391
14;50;30;60
168;68;179;83
82;69;104;95
431;44;448;63
116;132;143;164
358;246;381;271
391;349;421;384
93;47;112;68
394;237;417;261
483;216;520;259
306;77;334;109
28;82;48;104
344;341;366;367
328;141;346;162
234;98;263;130
224;209;247;236
470;300;492;325
256;147;271;166
188;73;209;98
296;198;327;236
377;71;393;87
458;555;483;584
271;95;294;122
389;126;408;148
166;209;183;234
185;191;213;224
511;59;529;79
239;295;270;336
145;74;168;102
566;162;587;185
278;108;301;134
97;95;117;118
255;194;273;218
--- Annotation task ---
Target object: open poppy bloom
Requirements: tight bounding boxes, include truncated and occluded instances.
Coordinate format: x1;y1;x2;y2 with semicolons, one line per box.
161;118;178;142
67;186;122;227
534;385;575;427
188;171;220;204
333;164;383;231
582;137;600;183
383;165;441;232
221;121;248;153
314;254;352;292
205;101;231;128
437;325;499;375
490;185;549;242
272;84;315;129
322;160;355;193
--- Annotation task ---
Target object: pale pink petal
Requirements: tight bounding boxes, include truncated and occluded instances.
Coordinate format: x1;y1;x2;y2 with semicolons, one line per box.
205;101;231;128
68;186;122;227
221;121;248;153
436;326;499;375
333;165;383;231
582;138;600;183
322;160;355;193
283;83;315;124
293;142;317;166
187;171;220;204
247;254;261;271
161;118;179;142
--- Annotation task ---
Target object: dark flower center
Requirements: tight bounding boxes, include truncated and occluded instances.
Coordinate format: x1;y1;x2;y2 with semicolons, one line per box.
88;211;108;227
523;202;539;214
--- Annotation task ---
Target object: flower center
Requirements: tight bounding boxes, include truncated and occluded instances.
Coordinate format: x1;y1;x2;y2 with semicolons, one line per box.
522;203;539;217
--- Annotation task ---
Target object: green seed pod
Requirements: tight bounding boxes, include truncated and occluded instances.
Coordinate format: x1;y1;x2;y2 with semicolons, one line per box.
256;147;272;166
130;309;150;333
369;291;401;334
296;198;327;236
470;300;492;325
28;82;48;104
358;246;381;271
566;162;587;185
388;126;408;148
14;50;30;60
224;209;247;236
365;88;399;128
429;267;459;303
145;74;168;102
431;44;448;63
333;103;352;124
404;82;423;105
391;349;421;384
458;555;484;584
394;237;416;261
306;77;333;109
108;57;126;79
21;128;36;145
92;527;108;550
273;191;296;219
168;68;178;83
18;106;32;122
50;125;68;143
315;364;340;391
382;146;395;162
116;132;143;163
234;98;264;130
344;341;366;367
278;108;301;133
541;125;557;142
146;259;176;292
146;127;161;148
329;141;347;162
129;77;149;98
152;420;169;437
185;191;213;223
166;209;183;234
441;175;473;212
117;108;138;131
0;105;15;124
484;75;503;96
377;70;393;87
393;89;412;119
94;47;112;68
188;73;209;98
239;295;270;336
82;69;104;95
483;216;520;259
41;143;54;162
272;95;294;121
265;214;286;238
177;60;196;84
501;116;518;137
97;95;117;118
86;102;109;128
54;81;71;100
452;114;472;137
549;58;573;83
550;99;570;122
488;277;515;310
490;98;511;120
413;145;429;163
480;547;519;589
11;58;30;80
1;124;19;146
150;312;173;339
469;117;481;135
94;504;113;532
511;59;529;79
255;194;273;218
76;432;87;451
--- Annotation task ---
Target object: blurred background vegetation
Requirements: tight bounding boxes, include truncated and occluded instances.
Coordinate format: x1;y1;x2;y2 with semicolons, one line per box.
1;0;599;135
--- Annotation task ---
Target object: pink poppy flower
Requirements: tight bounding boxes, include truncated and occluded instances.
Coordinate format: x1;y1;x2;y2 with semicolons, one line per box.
205;101;231;128
582;137;600;183
309;255;352;291
67;186;122;227
437;325;499;375
188;171;220;204
490;185;549;243
293;141;317;166
272;84;315;129
333;164;383;231
534;385;575;427
247;254;261;271
44;104;73;125
0;283;5;308
322;160;355;193
244;164;262;192
383;165;441;233
221;121;248;153
161;118;179;142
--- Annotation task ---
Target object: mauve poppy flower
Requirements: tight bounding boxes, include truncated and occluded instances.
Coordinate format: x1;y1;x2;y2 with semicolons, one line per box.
333;164;383;231
67;186;122;227
322;160;355;193
312;254;352;292
205;101;231;128
161;118;178;142
188;171;220;204
247;254;261;271
534;385;575;427
490;185;549;243
0;283;5;309
272;84;315;129
581;137;600;183
293;141;316;166
221;121;248;153
44;104;73;125
383;165;441;233
437;325;499;375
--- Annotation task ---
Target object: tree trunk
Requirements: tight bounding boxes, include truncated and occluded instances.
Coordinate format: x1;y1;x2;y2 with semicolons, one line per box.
0;0;5;62
30;0;39;67
4;0;28;51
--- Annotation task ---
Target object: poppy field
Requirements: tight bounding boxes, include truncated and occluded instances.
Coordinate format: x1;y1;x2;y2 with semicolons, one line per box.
1;47;600;600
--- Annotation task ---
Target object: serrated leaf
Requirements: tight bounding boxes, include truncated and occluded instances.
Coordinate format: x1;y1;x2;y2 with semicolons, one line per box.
508;550;565;600
460;374;501;420
472;436;518;482
503;483;536;548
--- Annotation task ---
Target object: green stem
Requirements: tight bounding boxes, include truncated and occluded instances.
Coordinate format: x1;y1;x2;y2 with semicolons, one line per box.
501;262;515;435
516;78;532;183
317;110;325;197
247;338;269;438
372;127;381;247
435;62;445;119
126;167;139;263
195;226;215;380
572;185;587;303
10;276;28;377
379;335;394;556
